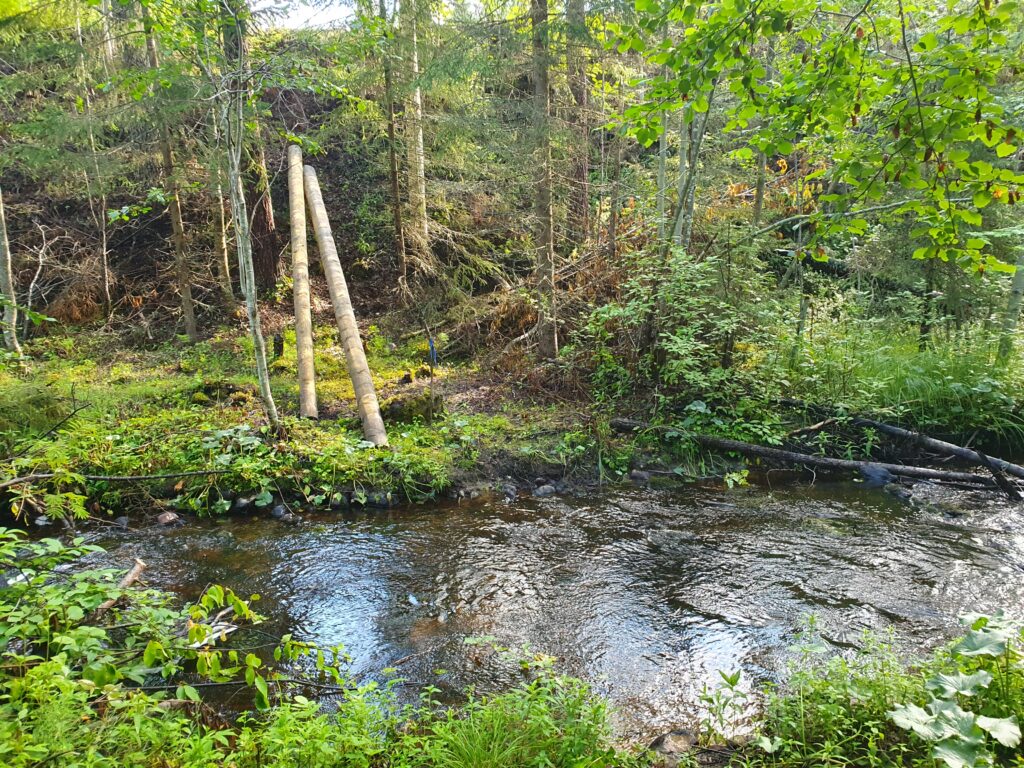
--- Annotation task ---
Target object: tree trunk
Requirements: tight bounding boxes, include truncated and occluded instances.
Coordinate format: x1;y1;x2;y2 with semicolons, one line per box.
752;151;766;224
99;0;116;66
531;0;557;358
998;247;1024;360
851;417;1024;481
566;0;588;251
0;185;21;354
211;116;234;303
656;110;668;242
246;141;281;293
303;166;389;447
670;95;713;249
221;0;280;432
287;146;318;419
380;0;407;290
142;4;197;343
76;6;111;318
213;184;233;302
404;0;429;260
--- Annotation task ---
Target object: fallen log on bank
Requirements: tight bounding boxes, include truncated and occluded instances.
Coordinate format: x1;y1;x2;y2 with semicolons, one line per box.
850;418;1024;480
694;435;1004;489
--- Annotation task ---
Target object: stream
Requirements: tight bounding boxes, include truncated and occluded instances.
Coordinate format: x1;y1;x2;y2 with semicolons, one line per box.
87;482;1024;739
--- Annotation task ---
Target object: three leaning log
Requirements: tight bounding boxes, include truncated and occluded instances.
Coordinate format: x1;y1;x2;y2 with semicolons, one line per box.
302;166;389;447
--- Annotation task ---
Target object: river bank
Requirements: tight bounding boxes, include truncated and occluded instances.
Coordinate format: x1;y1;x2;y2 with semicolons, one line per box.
3;325;1023;528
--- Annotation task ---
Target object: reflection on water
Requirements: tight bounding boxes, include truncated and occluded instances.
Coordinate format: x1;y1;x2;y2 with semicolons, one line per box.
90;483;1024;737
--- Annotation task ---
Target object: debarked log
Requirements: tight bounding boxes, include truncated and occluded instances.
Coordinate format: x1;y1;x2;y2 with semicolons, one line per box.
694;435;1002;488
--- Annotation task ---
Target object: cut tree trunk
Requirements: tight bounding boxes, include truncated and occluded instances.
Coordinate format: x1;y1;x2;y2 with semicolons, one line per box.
287;145;317;419
0;184;21;354
303;165;388;447
93;559;147;620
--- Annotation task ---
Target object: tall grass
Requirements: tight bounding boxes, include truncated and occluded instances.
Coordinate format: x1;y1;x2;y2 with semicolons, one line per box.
792;322;1024;439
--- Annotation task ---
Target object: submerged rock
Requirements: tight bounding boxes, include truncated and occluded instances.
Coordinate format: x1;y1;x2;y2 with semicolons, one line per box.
629;469;652;484
859;464;894;488
270;504;300;525
232;496;254;513
649;729;696;768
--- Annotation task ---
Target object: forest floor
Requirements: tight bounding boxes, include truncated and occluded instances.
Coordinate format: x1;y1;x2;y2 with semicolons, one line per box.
3;307;1022;525
0;317;669;523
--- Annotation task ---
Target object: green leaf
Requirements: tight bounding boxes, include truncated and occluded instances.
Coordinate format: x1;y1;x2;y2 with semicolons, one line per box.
83;662;118;687
891;703;944;741
253;674;269;710
973;190;992;208
926;671;992;698
933;737;983;768
953;628;1009;658
996;143;1017;158
143;640;162;667
977;716;1021;747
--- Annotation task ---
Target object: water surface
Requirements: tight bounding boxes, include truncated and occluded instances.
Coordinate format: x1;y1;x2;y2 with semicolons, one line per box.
91;483;1024;737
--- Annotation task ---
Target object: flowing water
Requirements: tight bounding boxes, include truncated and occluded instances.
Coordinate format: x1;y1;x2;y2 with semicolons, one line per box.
88;482;1024;738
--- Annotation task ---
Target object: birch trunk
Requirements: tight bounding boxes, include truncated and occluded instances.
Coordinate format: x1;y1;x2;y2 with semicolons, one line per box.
99;0;116;66
656;112;668;242
0;185;21;354
143;5;197;342
222;0;280;432
531;0;557;358
998;248;1024;360
671;96;713;249
404;0;429;258
287;146;318;419
303;166;389;446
